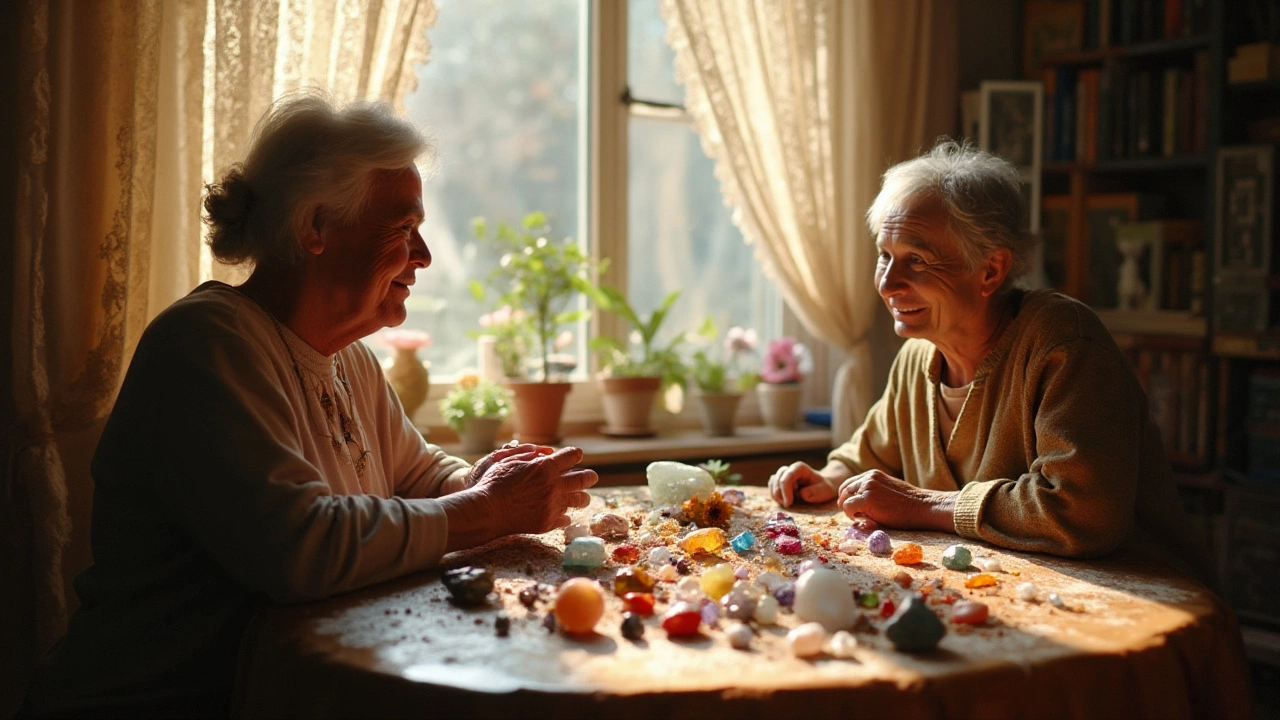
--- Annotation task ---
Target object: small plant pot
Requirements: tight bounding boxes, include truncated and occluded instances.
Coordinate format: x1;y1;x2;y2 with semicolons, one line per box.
599;376;662;437
459;416;503;454
757;382;804;430
507;381;572;444
694;391;742;437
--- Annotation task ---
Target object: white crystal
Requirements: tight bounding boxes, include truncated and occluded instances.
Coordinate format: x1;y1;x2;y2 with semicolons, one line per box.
726;622;754;650
676;576;704;602
646;461;716;506
753;595;780;624
973;556;1004;573
645;509;665;526
656;564;680;583
563;522;590;543
732;579;766;600
1048;593;1066;609
827;630;859;657
838;540;860;554
787;622;827;657
648;546;673;566
793;568;856;632
1016;582;1038;602
756;571;787;593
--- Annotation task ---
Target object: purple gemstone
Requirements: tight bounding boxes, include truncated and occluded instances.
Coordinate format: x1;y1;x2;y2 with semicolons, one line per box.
675;558;692;575
843;525;870;541
774;583;796;607
700;599;721;625
867;530;892;556
733;565;750;580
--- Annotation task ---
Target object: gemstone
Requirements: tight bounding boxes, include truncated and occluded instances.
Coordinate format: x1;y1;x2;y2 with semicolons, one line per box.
679;528;728;554
563;522;591;542
620;612;645;640
518;585;539;608
612;544;640;564
733;565;750;580
646;461;716;506
1016;582;1038;602
676;576;704;602
775;537;803;555
867;530;892;556
952;600;989;624
857;590;880;609
892;542;923;565
940;545;972;571
884;594;947;653
756;571;787;593
764;520;801;539
699;563;737;600
721;488;746;506
661;602;702;637
563;537;607;569
623;592;656;616
590;512;630;540
787;622;828;657
725;622;753;650
964;573;998;589
1048;593;1066;609
656;564;679;583
794;567;856;632
721;587;758;621
554;578;605;634
614;567;656;596
828;630;858;657
774;583;796;607
894;571;913;589
753;595;780;624
674;557;693;575
730;531;757;553
648;546;673;566
441;566;494;607
700;599;720;624
879;597;897;618
973;556;1004;573
494;613;511;637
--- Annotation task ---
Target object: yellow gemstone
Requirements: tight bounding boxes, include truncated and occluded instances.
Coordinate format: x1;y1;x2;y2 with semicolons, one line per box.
699;563;737;600
964;573;998;589
678;528;728;554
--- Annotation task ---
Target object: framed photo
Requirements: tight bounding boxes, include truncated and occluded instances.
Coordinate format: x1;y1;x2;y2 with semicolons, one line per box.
1215;145;1274;276
980;81;1044;172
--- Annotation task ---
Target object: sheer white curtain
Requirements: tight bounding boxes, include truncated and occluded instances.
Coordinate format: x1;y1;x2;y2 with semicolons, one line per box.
3;0;436;711
659;0;956;443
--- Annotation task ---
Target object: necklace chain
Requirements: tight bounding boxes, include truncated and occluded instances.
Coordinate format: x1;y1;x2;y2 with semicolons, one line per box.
265;312;371;480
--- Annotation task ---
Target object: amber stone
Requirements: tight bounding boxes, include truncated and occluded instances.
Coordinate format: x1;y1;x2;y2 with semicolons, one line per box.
892;542;924;566
613;567;656;596
964;573;998;589
554;578;605;634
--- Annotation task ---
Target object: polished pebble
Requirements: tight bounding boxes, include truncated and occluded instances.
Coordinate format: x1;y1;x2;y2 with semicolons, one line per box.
563;537;607;569
1016;582;1038;602
794;568;856;632
494;613;511;637
894;571;913;588
884;594;946;652
700;563;737;600
563;522;591;542
622;592;656;616
973;556;1004;573
753;595;780;624
725;622;753;650
661;602;702;637
620;612;645;640
951;600;989;624
867;530;892;556
590;512;630;540
941;544;973;571
648;546;673;566
441;566;494;607
828;630;858;657
857;590;880;609
656;564;680;583
554;578;605;634
1048;593;1066;609
787;622;828;657
774;583;796;607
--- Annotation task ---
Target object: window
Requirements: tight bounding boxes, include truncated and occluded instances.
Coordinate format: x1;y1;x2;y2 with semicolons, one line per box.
392;0;778;383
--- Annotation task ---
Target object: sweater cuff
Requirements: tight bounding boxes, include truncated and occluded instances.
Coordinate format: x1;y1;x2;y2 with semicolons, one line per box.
414;498;450;567
953;480;1000;540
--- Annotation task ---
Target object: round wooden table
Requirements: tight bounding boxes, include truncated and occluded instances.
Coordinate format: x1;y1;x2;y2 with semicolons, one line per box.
234;487;1252;719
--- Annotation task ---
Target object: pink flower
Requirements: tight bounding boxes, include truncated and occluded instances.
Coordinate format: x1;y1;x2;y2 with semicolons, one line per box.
724;326;758;356
379;328;432;350
761;337;806;384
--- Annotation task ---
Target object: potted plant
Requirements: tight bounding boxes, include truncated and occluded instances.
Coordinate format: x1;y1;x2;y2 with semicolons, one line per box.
439;374;513;454
688;324;758;437
757;336;810;430
470;212;599;444
588;287;687;437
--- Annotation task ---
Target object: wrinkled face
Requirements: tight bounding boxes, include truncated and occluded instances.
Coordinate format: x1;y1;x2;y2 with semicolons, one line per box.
873;194;994;346
319;166;429;336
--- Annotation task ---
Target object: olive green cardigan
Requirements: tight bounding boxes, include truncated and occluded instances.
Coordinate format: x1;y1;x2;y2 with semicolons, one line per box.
829;290;1210;580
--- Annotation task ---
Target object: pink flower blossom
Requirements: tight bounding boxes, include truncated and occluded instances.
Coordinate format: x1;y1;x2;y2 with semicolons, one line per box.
761;337;806;384
379;328;432;350
724;326;758;356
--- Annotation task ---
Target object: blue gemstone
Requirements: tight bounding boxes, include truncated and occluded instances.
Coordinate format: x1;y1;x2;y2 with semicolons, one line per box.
730;531;757;553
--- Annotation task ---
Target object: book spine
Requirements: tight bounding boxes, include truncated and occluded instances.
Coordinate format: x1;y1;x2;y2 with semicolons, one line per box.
1097;63;1113;161
1162;66;1179;157
1193;50;1209;153
1043;68;1058;162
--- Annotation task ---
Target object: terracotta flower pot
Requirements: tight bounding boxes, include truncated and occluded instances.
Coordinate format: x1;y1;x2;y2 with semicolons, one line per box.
382;348;430;421
459;416;503;454
599;376;661;437
694;390;742;437
757;382;803;430
507;381;572;444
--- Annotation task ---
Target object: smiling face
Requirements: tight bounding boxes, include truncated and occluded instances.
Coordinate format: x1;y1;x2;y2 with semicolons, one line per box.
874;194;1004;352
314;165;429;339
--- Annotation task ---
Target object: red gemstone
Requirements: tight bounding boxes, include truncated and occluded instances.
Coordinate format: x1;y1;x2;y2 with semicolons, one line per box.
879;598;896;618
952;600;989;624
612;544;640;563
623;592;656;616
661;610;702;637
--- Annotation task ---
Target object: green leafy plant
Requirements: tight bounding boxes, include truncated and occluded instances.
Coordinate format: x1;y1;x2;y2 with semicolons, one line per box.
688;321;760;393
699;458;742;486
438;375;513;432
470;212;602;382
587;286;687;392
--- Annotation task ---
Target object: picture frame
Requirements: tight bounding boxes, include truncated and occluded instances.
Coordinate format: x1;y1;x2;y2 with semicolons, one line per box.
1022;0;1084;79
1214;145;1274;276
980;81;1044;173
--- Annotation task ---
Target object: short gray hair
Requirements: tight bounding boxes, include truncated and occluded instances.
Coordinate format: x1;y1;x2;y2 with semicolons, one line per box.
203;91;435;268
866;139;1033;288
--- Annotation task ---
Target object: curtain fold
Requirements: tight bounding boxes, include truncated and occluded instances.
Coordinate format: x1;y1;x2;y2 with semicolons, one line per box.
660;0;956;443
3;0;437;712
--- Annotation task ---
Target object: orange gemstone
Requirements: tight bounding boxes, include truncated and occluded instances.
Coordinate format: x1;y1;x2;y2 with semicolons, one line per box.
622;592;656;616
964;573;998;589
554;578;605;634
892;542;924;566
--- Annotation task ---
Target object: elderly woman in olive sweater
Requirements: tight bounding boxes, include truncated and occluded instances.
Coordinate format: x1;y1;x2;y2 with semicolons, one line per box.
770;141;1209;580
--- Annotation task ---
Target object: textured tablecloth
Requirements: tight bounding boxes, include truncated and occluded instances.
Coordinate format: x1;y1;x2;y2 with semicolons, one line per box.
234;487;1252;719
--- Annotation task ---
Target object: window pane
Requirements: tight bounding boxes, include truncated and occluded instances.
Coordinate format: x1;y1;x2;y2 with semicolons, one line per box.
627;0;684;105
393;0;585;378
627;117;778;345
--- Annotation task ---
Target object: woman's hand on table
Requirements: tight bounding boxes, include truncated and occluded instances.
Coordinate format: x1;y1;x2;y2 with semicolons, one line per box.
837;469;956;532
768;461;848;507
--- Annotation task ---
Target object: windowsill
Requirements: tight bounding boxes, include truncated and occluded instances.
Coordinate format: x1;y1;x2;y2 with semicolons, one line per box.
436;424;833;467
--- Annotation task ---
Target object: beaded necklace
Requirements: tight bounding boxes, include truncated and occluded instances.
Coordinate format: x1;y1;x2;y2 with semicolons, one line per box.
266;312;372;480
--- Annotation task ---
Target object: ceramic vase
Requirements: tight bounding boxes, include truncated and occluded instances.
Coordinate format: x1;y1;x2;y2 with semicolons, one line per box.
694;390;742;437
383;348;430;421
459;416;503;454
599;376;662;437
757;382;803;430
507;381;572;444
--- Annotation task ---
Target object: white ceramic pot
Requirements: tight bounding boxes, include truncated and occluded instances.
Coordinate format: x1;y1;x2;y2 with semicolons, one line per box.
757;382;803;430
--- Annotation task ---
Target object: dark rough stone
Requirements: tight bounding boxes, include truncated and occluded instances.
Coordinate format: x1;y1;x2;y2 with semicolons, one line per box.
620;612;645;641
442;566;494;607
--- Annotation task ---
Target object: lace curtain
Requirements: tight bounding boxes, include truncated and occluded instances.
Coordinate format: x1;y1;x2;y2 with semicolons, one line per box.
659;0;956;443
4;0;436;711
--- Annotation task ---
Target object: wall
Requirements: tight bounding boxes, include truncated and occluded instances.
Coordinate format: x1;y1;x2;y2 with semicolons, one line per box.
958;0;1022;91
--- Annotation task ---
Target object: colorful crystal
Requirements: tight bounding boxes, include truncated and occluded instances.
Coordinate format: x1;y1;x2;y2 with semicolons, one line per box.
857;590;880;609
612;544;640;564
867;530;892;556
563;537;607;569
775;537;803;555
941;545;972;571
730;531;757;553
879;597;897;619
892;542;924;565
894;571;913;589
623;592;656;616
964;573;998;589
613;567;656;596
774;583;796;607
699;563;737;600
679;528;728;554
700;599;720;625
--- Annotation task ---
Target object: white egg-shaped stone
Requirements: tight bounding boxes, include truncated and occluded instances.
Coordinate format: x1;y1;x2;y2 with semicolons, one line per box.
725;622;753;650
646;461;716;506
827;630;859;657
563;522;590;542
787;622;827;657
1016;582;1038;602
793;567;856;632
753;595;780;624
